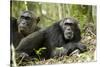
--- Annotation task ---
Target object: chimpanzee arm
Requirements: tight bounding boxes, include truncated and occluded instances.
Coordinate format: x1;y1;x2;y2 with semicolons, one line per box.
51;42;87;57
16;29;45;55
63;42;87;55
76;43;87;53
51;43;76;57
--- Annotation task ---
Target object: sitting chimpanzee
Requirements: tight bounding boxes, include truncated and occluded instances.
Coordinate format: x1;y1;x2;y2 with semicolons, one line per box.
18;11;40;37
10;11;40;48
16;17;87;59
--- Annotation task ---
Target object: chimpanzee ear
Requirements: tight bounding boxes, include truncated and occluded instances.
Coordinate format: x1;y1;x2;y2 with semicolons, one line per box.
36;17;40;24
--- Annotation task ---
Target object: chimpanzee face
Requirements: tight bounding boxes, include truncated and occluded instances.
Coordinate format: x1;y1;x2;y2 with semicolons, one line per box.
60;18;78;40
18;11;37;35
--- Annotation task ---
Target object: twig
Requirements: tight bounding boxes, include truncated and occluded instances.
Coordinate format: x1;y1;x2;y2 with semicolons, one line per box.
18;54;25;66
11;44;17;67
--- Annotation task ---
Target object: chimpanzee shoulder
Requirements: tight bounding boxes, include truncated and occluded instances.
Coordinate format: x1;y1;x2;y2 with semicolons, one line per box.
44;21;66;47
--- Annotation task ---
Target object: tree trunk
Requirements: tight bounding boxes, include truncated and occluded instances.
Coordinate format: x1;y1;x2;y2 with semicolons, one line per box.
87;6;94;23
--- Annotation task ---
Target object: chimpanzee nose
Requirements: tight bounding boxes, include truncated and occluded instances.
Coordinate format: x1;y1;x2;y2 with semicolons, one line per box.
67;28;71;31
22;21;26;25
66;26;71;31
22;22;26;25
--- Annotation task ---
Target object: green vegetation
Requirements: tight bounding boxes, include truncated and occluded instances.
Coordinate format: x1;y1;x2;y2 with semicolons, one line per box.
11;1;96;66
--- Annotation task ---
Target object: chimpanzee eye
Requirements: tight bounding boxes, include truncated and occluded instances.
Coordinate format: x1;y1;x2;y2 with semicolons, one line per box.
21;16;31;20
21;16;24;19
25;17;31;20
64;22;73;26
64;22;68;25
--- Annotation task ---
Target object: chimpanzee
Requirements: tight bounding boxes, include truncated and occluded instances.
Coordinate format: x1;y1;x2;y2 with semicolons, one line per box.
10;11;40;48
10;17;24;48
18;11;40;37
16;17;87;59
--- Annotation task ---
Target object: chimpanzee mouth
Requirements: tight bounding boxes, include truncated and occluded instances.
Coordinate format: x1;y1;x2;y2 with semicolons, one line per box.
68;35;73;39
19;27;27;32
64;32;74;39
19;27;26;30
20;30;25;33
20;30;28;36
